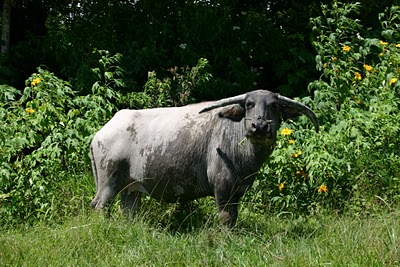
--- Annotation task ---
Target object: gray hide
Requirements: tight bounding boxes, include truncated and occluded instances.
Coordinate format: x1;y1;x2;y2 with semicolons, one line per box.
90;89;319;227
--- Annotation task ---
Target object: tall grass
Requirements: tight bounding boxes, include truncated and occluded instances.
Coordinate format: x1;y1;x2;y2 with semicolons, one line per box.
1;209;399;266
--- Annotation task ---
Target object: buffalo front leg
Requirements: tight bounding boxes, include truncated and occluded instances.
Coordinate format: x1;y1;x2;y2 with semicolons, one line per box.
217;201;239;228
215;189;240;228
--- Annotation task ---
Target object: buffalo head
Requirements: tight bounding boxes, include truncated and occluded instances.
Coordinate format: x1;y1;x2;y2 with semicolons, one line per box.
199;90;319;143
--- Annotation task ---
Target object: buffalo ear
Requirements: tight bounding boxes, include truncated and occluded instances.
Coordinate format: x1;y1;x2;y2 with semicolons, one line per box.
219;104;245;122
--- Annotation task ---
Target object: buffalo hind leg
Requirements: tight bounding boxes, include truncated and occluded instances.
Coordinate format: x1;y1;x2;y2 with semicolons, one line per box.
92;159;131;213
121;190;141;218
91;186;117;213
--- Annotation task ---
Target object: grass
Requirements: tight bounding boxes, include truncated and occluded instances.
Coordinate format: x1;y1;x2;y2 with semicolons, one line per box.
1;207;399;267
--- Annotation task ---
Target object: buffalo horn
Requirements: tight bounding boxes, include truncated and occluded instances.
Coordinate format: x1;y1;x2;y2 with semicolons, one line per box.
276;95;319;132
199;94;246;113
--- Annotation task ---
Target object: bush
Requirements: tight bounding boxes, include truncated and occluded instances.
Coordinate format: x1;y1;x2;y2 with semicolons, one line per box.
0;68;116;225
125;58;212;109
247;2;400;215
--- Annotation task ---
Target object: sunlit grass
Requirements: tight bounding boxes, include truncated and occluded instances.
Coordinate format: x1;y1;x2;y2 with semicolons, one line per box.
1;208;399;266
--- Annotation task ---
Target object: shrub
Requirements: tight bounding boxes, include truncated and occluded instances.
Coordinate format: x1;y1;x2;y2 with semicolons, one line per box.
0;68;116;225
247;2;400;215
125;58;212;109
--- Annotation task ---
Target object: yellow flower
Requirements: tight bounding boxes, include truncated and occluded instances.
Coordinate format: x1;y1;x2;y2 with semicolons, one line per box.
281;128;293;136
289;139;295;145
318;184;328;193
363;64;373;72
293;150;302;158
354;72;362;80
332;57;338;61
31;78;41;86
25;108;35;114
390;78;397;86
342;45;351;52
396;43;400;48
379;40;388;46
279;182;284;192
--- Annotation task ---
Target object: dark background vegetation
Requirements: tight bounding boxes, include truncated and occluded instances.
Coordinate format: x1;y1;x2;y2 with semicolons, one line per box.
2;0;399;100
1;1;400;227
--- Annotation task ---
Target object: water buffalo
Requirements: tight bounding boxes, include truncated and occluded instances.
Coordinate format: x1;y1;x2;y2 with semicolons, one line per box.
90;89;319;227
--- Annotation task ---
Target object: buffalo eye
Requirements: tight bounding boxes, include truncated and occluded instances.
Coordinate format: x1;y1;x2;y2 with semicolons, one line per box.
245;101;255;109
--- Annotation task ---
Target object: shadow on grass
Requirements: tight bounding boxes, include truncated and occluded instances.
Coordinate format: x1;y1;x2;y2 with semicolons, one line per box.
103;196;326;241
147;200;219;234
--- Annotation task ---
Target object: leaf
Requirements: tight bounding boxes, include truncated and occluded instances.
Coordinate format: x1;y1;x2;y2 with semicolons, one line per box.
91;82;101;94
0;193;10;200
104;72;113;80
382;30;394;40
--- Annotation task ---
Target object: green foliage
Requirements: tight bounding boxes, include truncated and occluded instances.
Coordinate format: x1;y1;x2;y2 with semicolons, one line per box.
91;50;126;96
0;57;122;225
125;58;212;109
249;1;400;214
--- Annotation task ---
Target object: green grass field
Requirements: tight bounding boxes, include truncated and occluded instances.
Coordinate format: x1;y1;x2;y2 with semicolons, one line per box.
1;208;399;267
